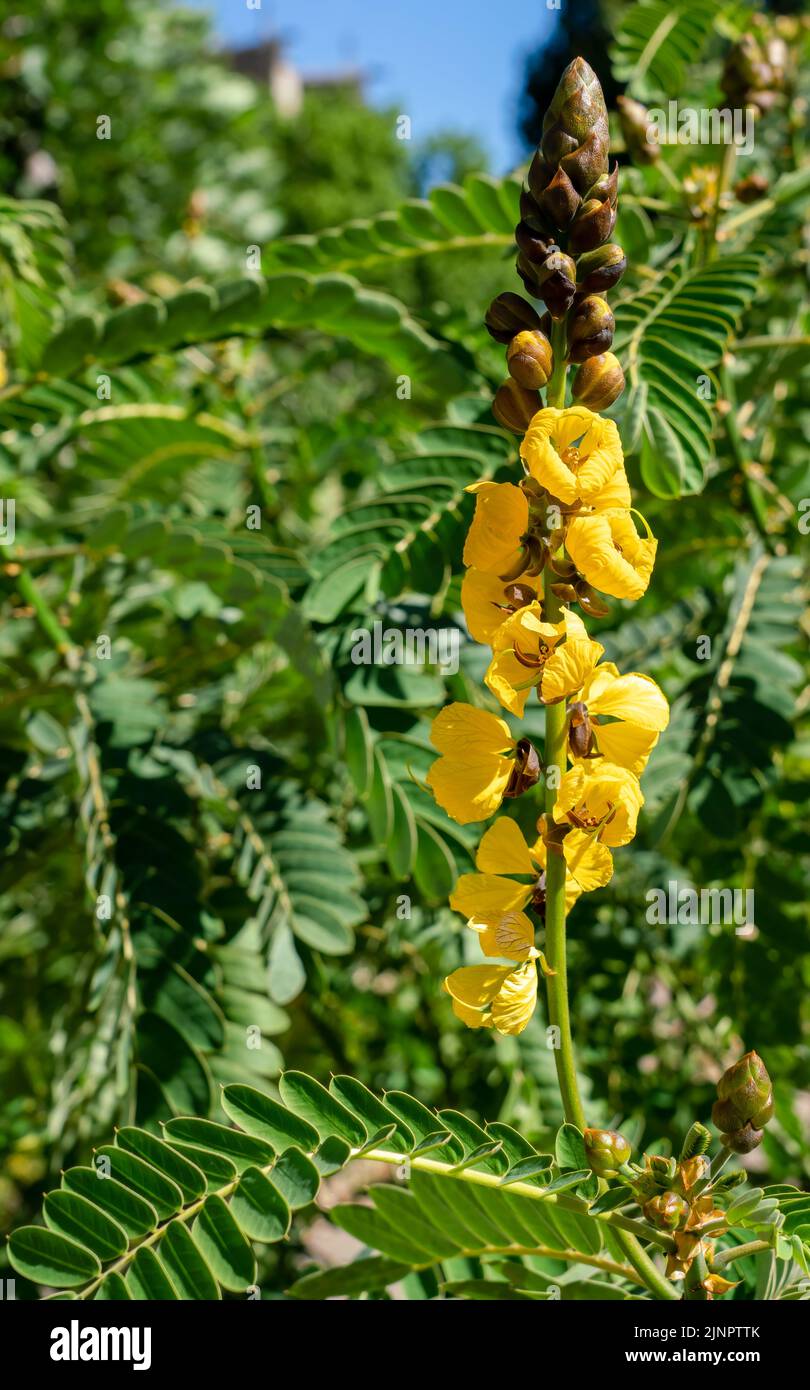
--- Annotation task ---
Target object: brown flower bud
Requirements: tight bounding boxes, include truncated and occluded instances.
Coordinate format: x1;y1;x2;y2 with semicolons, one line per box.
507;329;553;390
617;95;660;165
576;243;627;293
541;58;609;164
567;295;615;362
492;377;540;434
734;173;769;204
586;162;619;209
520;249;577;319
572;351;624;408
584;1127;632;1175
485;291;544;343
643;1192;690;1231
515;220;554;264
569;196;617;254
539;166;582;229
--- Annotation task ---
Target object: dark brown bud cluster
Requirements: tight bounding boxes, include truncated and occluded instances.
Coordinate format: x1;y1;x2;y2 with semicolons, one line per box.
712;1050;774;1153
721;24;790;115
484;58;627;429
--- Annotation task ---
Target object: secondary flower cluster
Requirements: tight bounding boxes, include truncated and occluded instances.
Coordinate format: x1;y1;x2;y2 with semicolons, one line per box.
426;405;668;1036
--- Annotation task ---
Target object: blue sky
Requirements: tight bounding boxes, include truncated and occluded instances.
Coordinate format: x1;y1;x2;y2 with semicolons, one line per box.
189;0;557;171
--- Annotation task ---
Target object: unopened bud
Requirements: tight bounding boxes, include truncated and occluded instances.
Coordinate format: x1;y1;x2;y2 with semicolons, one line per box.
734;173;769;204
504;737;542;799
617;96;660;165
539;166;582;229
583;1127;632;1175
712;1050;774;1153
567;296;615;362
519;249;577;320
643;1192;690;1231
572;352;624;409
570;196;617;254
506;329;553;390
576;243;627;293
492;378;540;434
485;291;544;343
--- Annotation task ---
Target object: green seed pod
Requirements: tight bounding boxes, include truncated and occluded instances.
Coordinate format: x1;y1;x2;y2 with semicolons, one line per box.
519;249;577;319
576;243;627;293
485;291;544;344
616;95;660;165
583;1127;632;1176
492;377;540;435
571;351;624;408
507;329;554;390
569;196;617;254
712;1050;774;1153
567;295;615;362
643;1191;690;1231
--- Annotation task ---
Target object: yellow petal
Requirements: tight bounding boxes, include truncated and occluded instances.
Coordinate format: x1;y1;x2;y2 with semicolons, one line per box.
444;963;514;1008
590;466;631;513
522;431;578;504
429;702;513;758
461;568;538;646
585;670;670;730
566;512;656;601
576;415;623;502
469;909;536;960
476;817;537;874
484;648;537;717
563;830;614;891
463;481;528;574
449;996;495;1029
450;872;533;918
593;720;660;775
541;637;603;704
490;963;538;1035
555;762;644;847
426;753;513;825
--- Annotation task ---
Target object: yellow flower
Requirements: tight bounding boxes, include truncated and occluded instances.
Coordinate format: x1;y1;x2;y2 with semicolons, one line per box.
485;604;603;716
451;815;611;926
460;568;541;646
554;762;643;847
570;662;670;775
565;510;657;601
463;481;528;576
426;703;526;825
521;406;623;506
443;961;538;1034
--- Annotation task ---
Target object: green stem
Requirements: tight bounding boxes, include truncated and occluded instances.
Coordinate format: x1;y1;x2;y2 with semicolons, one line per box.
546;320;568;409
713;1239;771;1270
705;142;737;263
612;1229;681;1301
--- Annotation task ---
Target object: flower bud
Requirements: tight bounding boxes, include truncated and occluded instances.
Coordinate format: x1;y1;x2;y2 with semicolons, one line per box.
711;1050;774;1153
643;1192;690;1231
519;249;577;320
586;163;619;210
673;1155;710;1197
572;352;624;408
492;377;540;434
506;329;553;390
576;243;627;293
734;173;769;204
540;58;609;168
569;196;617;254
583;1127;632;1175
485;291;544;344
616;95;660;165
515;220;554;264
567;296;615;362
539;166;582;229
